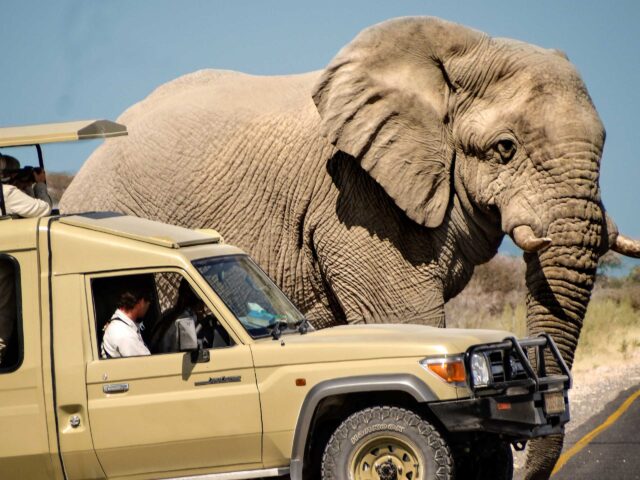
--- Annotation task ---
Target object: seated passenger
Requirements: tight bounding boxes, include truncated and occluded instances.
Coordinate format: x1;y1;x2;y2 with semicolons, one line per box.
0;155;52;217
150;280;212;354
101;285;153;358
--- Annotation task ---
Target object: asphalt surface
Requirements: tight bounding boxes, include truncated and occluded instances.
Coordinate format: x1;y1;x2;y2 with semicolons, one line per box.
552;385;640;480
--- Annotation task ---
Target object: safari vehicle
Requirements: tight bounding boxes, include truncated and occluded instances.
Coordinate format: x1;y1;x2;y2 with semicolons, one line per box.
0;122;572;480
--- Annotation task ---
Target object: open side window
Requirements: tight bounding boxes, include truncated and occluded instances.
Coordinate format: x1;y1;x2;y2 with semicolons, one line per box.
91;273;158;356
90;271;234;359
0;256;22;372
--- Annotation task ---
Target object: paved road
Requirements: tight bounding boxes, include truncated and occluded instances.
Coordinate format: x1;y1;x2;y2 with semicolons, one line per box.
552;385;640;479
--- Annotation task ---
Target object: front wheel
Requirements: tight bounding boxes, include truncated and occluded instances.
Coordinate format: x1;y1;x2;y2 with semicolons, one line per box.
321;406;453;480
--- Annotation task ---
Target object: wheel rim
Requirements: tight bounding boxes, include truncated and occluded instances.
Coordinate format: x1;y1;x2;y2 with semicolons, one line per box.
349;433;423;480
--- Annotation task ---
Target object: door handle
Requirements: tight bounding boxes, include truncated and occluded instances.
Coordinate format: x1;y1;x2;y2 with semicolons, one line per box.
103;383;129;394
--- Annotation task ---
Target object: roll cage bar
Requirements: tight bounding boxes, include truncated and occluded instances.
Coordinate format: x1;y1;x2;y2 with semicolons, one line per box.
0;120;127;216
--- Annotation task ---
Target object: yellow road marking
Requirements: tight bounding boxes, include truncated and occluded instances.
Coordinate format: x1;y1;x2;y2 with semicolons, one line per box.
552;388;640;476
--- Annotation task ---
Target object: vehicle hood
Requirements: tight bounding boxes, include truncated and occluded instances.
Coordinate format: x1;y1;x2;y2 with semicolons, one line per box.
250;323;512;368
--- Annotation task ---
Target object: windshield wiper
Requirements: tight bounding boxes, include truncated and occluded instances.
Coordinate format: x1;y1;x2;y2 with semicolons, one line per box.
296;317;310;335
270;320;289;340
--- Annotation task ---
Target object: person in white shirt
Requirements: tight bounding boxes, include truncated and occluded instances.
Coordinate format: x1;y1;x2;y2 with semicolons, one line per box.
0;155;52;217
101;285;153;358
0;155;53;366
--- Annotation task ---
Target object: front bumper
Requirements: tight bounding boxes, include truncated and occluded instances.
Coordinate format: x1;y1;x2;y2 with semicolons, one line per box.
430;333;571;440
430;391;569;439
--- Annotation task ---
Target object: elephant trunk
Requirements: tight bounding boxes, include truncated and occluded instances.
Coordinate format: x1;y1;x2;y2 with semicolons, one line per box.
524;244;598;369
522;204;602;479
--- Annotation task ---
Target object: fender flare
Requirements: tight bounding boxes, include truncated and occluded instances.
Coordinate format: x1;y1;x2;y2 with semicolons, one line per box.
289;373;437;479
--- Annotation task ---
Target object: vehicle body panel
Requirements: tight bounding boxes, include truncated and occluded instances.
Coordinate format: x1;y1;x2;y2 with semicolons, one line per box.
85;347;261;478
0;245;56;479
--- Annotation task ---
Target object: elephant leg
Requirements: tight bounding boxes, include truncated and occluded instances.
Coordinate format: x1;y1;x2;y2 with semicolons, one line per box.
524;434;564;480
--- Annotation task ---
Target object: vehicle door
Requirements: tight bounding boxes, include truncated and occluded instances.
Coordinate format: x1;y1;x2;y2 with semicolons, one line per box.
84;269;262;478
0;253;55;479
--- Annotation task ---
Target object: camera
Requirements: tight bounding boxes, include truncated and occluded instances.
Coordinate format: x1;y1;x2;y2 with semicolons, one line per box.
11;166;42;183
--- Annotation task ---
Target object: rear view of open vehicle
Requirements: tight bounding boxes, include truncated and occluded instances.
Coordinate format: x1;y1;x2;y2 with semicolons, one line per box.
0;121;572;480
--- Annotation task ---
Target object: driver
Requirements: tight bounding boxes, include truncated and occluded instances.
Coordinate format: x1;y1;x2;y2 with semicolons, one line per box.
149;279;212;353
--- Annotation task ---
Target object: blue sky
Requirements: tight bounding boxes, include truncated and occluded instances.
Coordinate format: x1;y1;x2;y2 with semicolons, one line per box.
2;0;639;264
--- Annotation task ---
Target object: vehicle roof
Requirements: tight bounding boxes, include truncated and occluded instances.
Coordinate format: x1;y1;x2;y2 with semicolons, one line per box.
59;212;222;248
0;120;127;147
0;213;228;256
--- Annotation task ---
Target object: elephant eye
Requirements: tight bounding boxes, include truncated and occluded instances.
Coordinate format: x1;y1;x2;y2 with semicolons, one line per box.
496;139;517;162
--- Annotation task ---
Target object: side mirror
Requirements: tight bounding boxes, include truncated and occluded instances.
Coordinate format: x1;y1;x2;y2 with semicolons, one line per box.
177;317;210;363
191;347;210;364
177;318;198;352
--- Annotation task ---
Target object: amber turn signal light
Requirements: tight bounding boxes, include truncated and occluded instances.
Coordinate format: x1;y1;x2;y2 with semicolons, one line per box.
420;356;466;385
428;361;466;383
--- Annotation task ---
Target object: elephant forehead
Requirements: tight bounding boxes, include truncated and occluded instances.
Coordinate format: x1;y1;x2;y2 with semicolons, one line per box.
464;66;605;152
523;93;605;147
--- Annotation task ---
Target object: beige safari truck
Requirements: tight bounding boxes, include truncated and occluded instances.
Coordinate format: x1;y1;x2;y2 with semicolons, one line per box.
0;121;572;480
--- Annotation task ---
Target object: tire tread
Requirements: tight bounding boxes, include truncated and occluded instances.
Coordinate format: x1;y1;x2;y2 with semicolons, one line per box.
321;406;452;480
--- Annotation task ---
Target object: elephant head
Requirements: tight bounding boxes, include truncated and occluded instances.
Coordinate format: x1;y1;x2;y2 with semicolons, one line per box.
312;16;640;477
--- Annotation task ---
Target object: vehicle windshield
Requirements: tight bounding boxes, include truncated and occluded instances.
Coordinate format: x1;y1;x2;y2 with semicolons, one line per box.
193;255;307;338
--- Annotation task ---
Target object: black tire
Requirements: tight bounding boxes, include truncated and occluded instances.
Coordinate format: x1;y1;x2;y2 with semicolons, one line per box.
452;436;513;480
321;406;453;480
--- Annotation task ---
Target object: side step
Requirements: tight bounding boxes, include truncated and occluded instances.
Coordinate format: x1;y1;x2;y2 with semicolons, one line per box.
168;467;290;480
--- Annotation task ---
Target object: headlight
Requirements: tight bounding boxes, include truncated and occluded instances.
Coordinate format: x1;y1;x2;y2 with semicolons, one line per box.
470;352;490;387
420;355;466;387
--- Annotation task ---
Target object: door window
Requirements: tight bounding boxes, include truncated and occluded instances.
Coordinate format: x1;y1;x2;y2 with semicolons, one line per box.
0;256;22;372
90;271;233;359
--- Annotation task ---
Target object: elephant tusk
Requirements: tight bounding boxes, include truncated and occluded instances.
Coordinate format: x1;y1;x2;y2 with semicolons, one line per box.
604;212;619;250
604;213;640;257
511;225;552;253
612;234;640;258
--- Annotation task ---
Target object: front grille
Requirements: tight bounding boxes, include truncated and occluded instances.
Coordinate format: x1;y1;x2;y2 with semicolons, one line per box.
465;333;571;394
489;351;505;383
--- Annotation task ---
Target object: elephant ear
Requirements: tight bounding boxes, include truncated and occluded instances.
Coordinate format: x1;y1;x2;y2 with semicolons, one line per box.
313;17;482;228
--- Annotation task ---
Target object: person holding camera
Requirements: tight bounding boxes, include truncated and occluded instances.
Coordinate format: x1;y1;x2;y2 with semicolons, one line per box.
0;154;52;217
0;154;53;366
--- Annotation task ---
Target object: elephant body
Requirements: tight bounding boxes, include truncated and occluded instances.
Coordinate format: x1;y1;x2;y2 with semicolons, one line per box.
65;69;496;328
61;17;640;478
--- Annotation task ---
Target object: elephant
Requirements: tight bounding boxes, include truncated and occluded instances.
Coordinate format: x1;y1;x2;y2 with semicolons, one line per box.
61;16;640;479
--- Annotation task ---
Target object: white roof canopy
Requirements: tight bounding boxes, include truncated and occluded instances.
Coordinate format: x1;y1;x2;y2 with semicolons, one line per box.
60;213;222;249
0;120;127;147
